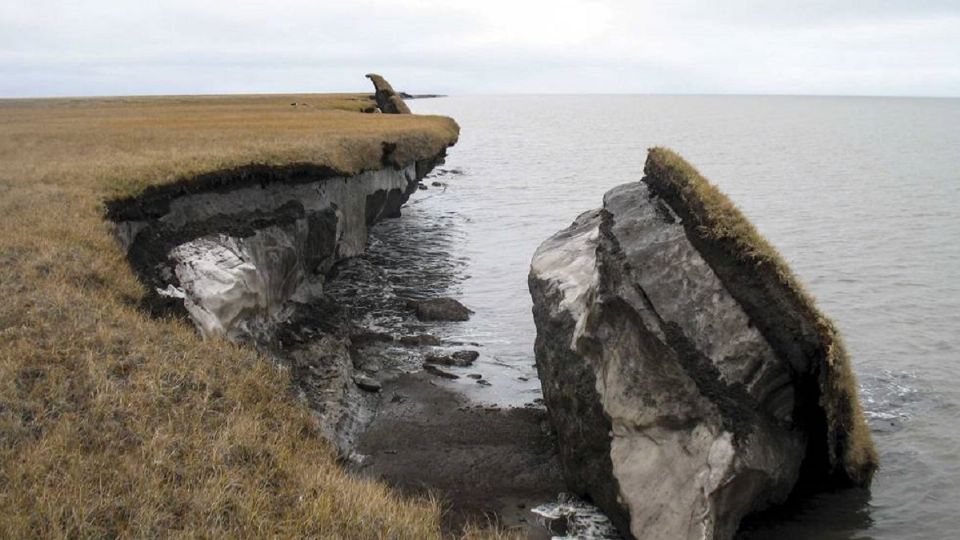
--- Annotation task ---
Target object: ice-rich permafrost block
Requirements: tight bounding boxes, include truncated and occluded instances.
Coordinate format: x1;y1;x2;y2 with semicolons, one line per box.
529;147;877;540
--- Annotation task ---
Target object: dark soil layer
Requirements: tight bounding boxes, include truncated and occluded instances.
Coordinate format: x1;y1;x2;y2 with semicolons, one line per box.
105;152;446;222
355;372;564;537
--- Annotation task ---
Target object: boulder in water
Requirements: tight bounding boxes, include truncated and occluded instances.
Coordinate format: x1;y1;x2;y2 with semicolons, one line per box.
528;147;877;539
426;350;480;367
408;297;473;321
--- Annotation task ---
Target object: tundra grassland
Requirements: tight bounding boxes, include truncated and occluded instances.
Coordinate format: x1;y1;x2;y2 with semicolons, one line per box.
0;93;487;538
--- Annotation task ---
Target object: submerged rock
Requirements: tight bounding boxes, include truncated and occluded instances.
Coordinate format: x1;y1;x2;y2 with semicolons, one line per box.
114;159;446;341
365;73;412;114
425;350;479;367
408;297;473;321
529;148;877;540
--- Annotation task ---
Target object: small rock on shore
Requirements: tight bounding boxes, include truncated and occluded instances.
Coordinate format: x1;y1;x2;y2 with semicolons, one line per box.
408;298;473;321
353;374;382;392
423;364;460;379
426;350;479;367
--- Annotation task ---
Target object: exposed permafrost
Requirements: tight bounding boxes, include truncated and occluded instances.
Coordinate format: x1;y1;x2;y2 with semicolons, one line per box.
113;160;443;341
530;182;809;539
529;209;601;344
530;156;876;539
160;231;300;340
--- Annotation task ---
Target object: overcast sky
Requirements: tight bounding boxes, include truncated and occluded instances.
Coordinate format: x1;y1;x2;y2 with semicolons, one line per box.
2;0;958;97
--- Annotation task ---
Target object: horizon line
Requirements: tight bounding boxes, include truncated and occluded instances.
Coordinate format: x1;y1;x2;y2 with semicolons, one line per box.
2;90;958;101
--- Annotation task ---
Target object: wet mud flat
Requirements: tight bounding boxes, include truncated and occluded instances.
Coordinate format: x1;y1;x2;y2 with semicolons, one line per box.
356;372;563;536
278;312;565;536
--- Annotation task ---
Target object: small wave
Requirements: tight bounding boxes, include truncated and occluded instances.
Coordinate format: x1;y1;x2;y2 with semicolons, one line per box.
858;369;923;433
426;167;467;179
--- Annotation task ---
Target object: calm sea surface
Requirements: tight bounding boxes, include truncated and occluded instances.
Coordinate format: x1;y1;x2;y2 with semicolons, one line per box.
386;95;960;539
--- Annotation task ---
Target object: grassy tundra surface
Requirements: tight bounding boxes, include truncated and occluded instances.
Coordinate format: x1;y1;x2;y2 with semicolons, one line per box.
0;94;464;537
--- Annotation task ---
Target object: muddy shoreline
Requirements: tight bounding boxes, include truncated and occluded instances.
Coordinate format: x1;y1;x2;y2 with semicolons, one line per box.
356;372;563;536
278;303;566;537
270;173;573;537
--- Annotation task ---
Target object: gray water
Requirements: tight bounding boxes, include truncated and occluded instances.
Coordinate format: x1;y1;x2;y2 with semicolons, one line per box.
394;95;960;538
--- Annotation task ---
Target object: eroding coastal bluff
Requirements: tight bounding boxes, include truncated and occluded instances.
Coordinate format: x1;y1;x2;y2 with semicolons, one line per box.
1;74;472;536
107;78;449;343
529;148;878;539
101;77;459;457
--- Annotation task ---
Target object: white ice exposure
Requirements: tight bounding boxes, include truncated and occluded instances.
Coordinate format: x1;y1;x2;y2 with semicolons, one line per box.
159;228;304;340
140;163;430;341
532;494;621;539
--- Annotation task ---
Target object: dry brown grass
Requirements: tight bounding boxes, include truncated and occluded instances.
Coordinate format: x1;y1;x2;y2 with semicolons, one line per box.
643;147;878;486
0;94;466;537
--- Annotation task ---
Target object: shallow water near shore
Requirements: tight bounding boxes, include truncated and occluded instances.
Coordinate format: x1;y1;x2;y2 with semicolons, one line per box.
371;95;960;538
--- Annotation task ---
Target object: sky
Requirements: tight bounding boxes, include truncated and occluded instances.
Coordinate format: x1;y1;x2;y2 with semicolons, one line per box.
1;0;958;98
